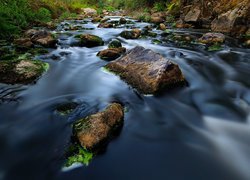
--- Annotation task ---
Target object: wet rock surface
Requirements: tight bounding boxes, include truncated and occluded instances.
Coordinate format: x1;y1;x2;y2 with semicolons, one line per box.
77;34;104;47
0;60;49;84
120;29;141;39
105;46;185;94
73;103;124;150
97;47;126;61
199;33;225;44
24;29;57;48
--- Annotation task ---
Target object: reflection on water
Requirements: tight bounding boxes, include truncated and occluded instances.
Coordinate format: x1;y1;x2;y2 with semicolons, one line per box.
0;17;250;180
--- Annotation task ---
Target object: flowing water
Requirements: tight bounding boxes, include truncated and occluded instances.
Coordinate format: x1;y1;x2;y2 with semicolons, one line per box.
0;16;250;180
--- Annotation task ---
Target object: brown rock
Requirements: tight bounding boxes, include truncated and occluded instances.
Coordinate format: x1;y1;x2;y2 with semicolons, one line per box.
25;29;57;48
0;60;49;84
97;47;126;61
14;38;33;50
184;8;201;22
159;23;166;31
78;34;104;47
199;33;225;44
120;29;141;39
151;17;164;24
105;46;185;94
98;22;114;28
35;35;57;48
74;103;124;150
82;8;97;17
211;0;250;35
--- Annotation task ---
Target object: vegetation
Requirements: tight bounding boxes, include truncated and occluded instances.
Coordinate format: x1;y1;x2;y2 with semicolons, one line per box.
65;144;93;167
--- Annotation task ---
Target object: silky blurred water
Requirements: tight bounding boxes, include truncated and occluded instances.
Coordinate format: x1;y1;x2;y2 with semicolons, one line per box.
0;17;250;180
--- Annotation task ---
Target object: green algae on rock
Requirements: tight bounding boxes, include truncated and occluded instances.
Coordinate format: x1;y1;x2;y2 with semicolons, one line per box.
0;59;49;85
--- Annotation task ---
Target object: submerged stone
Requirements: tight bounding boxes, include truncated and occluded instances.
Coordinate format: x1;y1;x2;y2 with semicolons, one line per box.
73;103;124;150
105;46;185;94
108;39;122;48
0;59;49;84
56;102;79;115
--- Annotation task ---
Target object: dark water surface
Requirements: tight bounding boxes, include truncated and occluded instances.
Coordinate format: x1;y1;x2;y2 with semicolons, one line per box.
1;17;250;180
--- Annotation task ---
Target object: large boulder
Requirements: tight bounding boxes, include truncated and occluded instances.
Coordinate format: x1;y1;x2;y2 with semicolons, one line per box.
78;34;104;47
73;103;124;150
120;29;141;39
0;60;49;84
211;0;250;35
97;47;126;61
105;46;185;94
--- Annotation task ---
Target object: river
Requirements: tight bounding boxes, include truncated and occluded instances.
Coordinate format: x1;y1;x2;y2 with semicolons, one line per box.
0;16;250;180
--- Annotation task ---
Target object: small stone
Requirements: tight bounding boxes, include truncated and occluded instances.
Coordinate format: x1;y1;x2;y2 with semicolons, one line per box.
119;17;127;24
159;23;166;31
108;39;122;48
120;29;141;39
97;47;126;61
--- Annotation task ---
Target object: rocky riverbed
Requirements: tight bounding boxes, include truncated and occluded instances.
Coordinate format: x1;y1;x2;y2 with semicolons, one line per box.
0;8;250;180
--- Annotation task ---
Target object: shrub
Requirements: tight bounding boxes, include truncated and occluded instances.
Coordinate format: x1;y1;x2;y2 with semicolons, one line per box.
36;8;52;22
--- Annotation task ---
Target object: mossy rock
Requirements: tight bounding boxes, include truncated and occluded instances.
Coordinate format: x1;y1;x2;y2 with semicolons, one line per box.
0;59;49;84
108;39;122;48
56;102;79;115
79;34;104;48
120;29;141;39
73;103;124;151
97;47;126;61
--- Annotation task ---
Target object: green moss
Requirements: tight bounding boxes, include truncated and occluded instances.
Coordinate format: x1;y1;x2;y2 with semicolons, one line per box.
56;102;79;116
65;144;93;167
152;39;162;44
208;44;223;51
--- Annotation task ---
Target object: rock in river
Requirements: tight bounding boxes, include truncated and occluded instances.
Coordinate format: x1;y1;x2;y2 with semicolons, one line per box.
0;59;49;84
77;34;104;47
73;103;124;150
120;29;141;39
24;29;57;48
97;47;126;61
105;46;185;94
198;33;225;44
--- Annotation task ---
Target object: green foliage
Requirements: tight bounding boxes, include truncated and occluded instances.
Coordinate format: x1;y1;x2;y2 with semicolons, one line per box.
138;14;151;22
208;43;223;51
65;144;93;167
153;2;165;11
59;12;77;21
36;8;52;22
